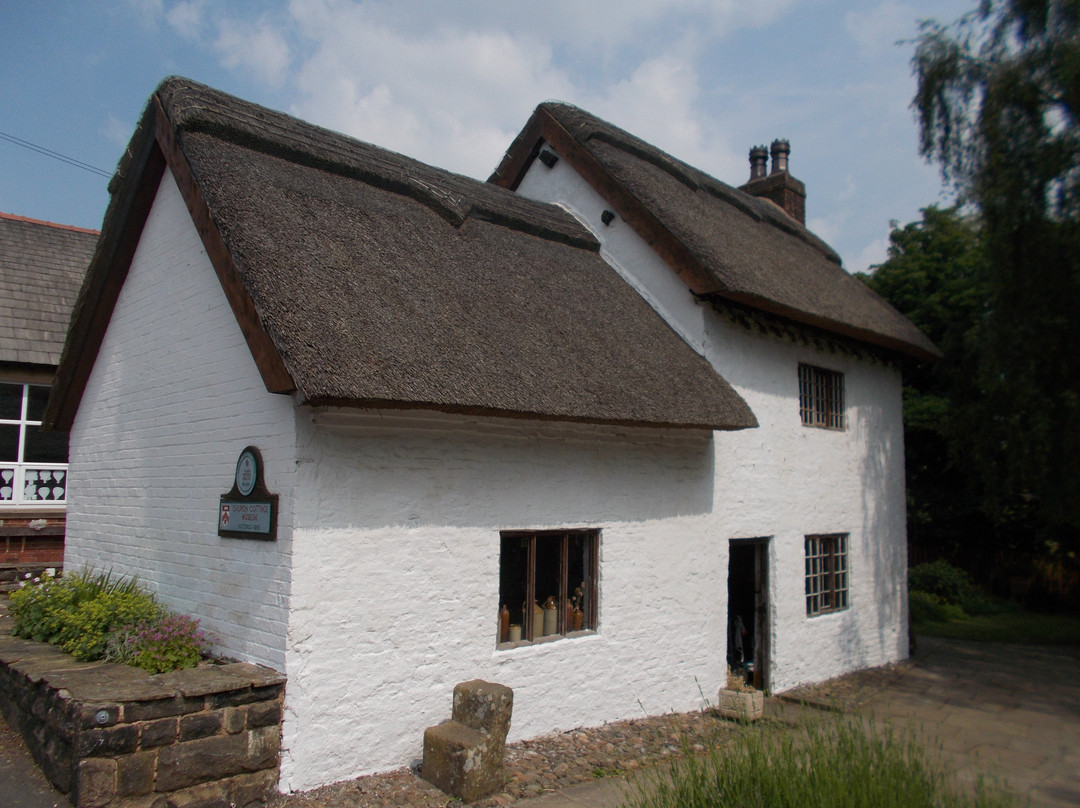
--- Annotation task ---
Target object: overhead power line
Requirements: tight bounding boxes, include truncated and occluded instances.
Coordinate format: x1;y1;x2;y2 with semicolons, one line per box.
0;130;112;178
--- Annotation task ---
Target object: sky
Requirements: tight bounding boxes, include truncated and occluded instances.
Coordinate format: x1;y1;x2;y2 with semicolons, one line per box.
1;0;971;274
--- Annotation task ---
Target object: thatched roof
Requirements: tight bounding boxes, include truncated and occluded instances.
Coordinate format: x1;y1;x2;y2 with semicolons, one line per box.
490;103;939;361
47;78;756;432
0;213;96;369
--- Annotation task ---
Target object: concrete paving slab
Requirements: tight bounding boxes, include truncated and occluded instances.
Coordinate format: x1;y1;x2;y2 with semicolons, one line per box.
0;711;66;808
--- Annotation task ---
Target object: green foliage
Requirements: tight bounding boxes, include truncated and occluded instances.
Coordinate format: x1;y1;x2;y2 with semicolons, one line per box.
55;590;161;661
859;207;996;568
910;560;975;604
7;568;212;672
915;607;1080;644
910;589;967;623
624;717;1016;808
912;0;1080;553
106;614;212;674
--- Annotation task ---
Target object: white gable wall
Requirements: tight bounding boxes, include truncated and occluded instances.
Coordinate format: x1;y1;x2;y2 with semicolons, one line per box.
64;168;297;670
516;151;909;692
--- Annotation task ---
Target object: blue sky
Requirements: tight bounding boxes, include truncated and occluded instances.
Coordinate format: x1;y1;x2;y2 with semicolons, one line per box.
1;0;970;273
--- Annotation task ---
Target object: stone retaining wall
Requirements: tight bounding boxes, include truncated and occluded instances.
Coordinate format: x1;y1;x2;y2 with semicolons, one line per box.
0;602;285;807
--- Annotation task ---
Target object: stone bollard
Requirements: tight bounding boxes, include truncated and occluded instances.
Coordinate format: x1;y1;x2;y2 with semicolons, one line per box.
421;680;513;802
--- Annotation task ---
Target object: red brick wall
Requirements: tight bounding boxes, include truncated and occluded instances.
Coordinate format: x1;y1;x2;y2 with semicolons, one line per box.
0;517;65;589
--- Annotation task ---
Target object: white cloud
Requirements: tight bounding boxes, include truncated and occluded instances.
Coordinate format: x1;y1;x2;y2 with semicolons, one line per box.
855;235;891;273
101;115;134;149
285;0;576;177
214;18;292;88
127;0;164;26
844;2;921;58
807;213;845;249
165;0;206;39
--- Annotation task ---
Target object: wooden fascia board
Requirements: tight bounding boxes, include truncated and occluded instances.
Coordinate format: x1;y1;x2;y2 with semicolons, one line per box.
46;99;296;432
46;120;167;431
488;112;545;191
152;98;295;395
529;108;720;297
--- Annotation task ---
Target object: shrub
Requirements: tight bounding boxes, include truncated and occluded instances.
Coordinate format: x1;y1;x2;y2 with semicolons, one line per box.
8;567;211;672
909;560;973;605
106;614;212;674
55;590;162;661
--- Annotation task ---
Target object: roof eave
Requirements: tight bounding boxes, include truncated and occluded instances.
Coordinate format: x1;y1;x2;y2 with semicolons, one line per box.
714;291;942;362
297;394;758;432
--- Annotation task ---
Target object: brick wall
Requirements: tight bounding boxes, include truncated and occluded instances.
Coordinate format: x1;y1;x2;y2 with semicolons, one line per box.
0;602;285;807
0;518;65;591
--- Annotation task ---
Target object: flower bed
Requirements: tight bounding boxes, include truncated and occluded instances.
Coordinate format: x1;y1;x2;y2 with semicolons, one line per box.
0;598;285;807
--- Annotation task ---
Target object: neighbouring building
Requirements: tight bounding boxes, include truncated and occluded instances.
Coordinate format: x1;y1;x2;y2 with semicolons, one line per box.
0;212;96;588
46;78;937;794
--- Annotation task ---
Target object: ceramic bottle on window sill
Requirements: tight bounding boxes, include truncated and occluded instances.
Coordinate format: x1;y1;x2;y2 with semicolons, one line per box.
542;596;557;636
499;605;510;643
573;607;584;631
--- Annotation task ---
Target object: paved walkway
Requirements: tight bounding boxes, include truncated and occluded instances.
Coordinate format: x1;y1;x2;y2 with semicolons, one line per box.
2;636;1077;807
512;635;1080;808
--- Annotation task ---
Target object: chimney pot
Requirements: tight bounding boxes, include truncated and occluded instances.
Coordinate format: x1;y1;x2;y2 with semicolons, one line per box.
748;145;769;181
770;139;790;174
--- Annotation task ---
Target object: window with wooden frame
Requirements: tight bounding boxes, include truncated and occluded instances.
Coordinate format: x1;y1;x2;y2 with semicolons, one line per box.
798;364;845;430
805;533;849;616
1;383;68;506
498;529;599;646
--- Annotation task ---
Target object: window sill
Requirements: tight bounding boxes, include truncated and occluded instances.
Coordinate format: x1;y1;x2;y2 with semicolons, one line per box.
496;630;596;651
806;607;848;618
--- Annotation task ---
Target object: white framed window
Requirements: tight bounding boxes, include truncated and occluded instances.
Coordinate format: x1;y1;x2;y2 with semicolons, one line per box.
798;364;845;430
805;533;848;616
0;383;68;506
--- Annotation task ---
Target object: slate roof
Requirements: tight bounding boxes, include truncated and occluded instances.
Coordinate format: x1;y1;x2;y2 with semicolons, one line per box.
47;77;756;432
0;213;96;369
490;103;940;361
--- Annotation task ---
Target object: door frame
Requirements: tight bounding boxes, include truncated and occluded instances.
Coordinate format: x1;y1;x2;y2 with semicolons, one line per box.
727;537;771;692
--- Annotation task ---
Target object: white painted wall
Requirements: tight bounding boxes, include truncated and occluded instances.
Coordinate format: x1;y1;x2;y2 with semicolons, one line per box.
516;148;909;691
65;168;297;671
280;411;722;790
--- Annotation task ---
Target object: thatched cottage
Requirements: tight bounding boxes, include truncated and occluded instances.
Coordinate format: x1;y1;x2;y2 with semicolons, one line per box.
46;77;936;793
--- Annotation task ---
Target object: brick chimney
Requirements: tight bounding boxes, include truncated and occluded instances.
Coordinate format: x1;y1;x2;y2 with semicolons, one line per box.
739;138;806;224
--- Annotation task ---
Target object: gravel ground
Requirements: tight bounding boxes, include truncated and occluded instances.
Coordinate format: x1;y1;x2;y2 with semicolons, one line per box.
268;708;743;808
267;660;916;808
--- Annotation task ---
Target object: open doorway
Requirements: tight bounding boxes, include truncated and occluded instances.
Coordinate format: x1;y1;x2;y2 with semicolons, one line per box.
727;538;770;691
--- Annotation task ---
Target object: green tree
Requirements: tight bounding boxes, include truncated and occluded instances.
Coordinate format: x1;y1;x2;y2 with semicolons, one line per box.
912;0;1080;551
859;207;990;562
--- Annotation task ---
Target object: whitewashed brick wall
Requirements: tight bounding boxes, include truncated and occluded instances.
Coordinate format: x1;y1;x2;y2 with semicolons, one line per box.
65;168;297;671
281;411;722;791
516;151;909;692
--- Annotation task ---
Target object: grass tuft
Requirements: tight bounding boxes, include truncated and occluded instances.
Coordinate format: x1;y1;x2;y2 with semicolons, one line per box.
623;716;1017;808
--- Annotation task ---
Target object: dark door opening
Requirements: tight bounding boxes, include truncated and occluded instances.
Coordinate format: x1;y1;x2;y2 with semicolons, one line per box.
727;538;769;691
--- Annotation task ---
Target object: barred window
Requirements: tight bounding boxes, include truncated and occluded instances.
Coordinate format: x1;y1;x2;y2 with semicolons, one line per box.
805;534;848;616
798;364;845;429
498;529;599;646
